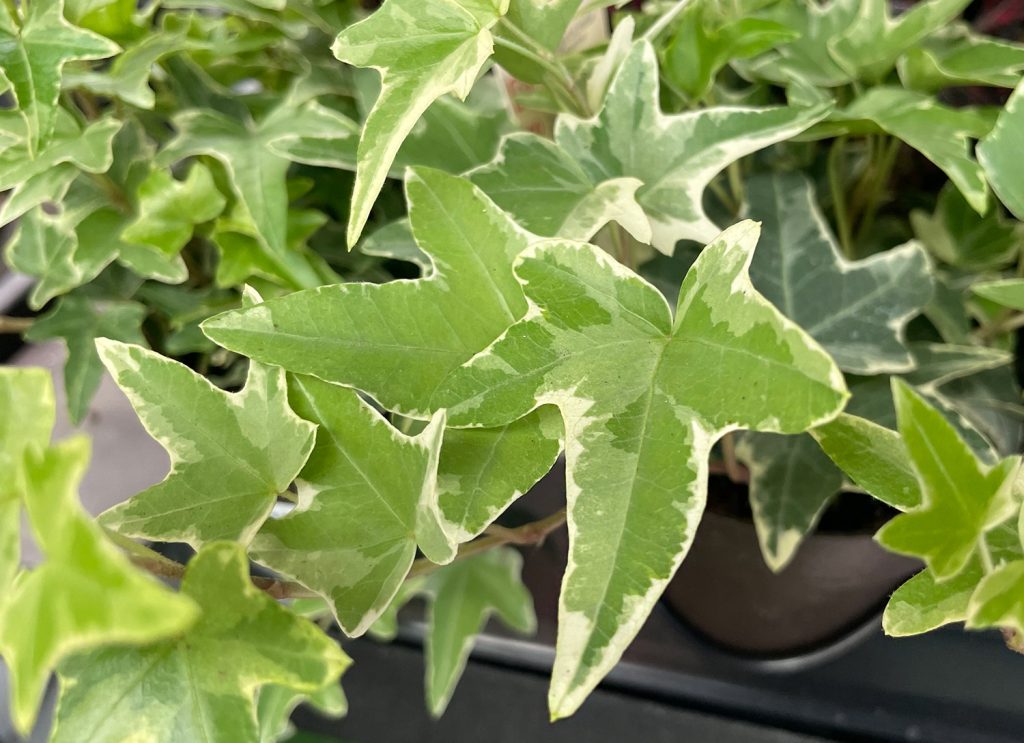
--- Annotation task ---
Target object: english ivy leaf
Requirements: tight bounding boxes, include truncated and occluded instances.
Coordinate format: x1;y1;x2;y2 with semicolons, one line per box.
475;41;830;254
0;0;119;154
741;0;969;87
745;172;933;375
422;548;535;717
332;0;510;245
978;79;1024;221
202;168;530;417
811;413;921;511
96;340;316;547
63;15;189;108
0;115;121;227
663;2;798;101
898;27;1024;92
911;183;1023;272
973;278;1024;311
0;435;198;735
437;221;847;718
250;374;453;637
438;407;562;542
967;559;1024;635
158;98;357;288
884;519;1022;636
50;541;349;743
735;432;843;572
256;680;347;743
875;379;1019;579
0;369;54;594
119;163;227;283
469;133;651;244
25;296;147;426
826;88;989;214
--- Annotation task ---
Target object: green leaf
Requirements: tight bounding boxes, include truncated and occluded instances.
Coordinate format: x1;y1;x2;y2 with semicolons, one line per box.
745;172;933;375
63;15;189;108
967;559;1024;635
0;0;119;154
911;182;1023;271
468;133;651;244
437;220;847;718
119;163;227;283
486;41;829;253
0;114;121;227
159;98;357;288
898;27;1024;92
829;88;989;214
422;548;535;717
875;379;1019;578
884;519;1022;636
0;436;198;734
202;168;529;417
96;340;316;547
50;542;349;743
735;432;843;572
0;369;54;594
811;413;921;511
249;374;453;637
664;2;798;100
332;0;509;245
978;78;1024;221
25;296;147;425
437;407;562;542
359;218;430;274
742;0;969;86
973;278;1024;311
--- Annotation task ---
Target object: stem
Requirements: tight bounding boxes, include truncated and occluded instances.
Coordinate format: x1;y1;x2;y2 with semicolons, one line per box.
828;136;854;259
976;312;1024;341
2;0;19;25
978;537;995;574
642;0;694;42
409;508;567;579
726;160;745;213
494;20;590;117
0;316;32;333
609;223;633;271
852;136;900;245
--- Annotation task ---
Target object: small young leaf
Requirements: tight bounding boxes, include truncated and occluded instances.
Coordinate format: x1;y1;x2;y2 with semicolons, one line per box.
811;413;921;511
332;0;510;245
978;79;1024;221
899;28;1024;92
49;542;349;743
96;340;316;547
437;221;847;718
0;0;119;154
911;183;1023;272
423;548;535;717
973;278;1024;311
159;99;357;288
0;436;198;735
249;374;453;637
966;559;1024;635
745;172;933;375
25;296;147;425
736;432;844;572
875;379;1019;578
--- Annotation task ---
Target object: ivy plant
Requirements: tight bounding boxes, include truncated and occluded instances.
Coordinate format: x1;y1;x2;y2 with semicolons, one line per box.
3;0;1024;738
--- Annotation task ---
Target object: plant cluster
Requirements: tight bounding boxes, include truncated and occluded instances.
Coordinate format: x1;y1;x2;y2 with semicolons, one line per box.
2;0;1024;739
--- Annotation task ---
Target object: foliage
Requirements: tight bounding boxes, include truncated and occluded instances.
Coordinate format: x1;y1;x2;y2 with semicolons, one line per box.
2;0;1024;737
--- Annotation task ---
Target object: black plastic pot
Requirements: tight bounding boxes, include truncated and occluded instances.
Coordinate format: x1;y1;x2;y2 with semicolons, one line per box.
663;505;920;661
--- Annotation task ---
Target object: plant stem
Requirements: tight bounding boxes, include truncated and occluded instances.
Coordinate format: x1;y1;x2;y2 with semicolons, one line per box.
828;136;854;259
409;508;567;579
609;223;633;270
114;509;568;598
642;0;694;42
852;136;900;245
719;432;745;483
494;20;590;117
0;316;33;334
978;537;995;574
976;311;1024;341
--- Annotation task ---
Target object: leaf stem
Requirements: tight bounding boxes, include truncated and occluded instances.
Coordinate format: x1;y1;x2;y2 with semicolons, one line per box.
493;20;590;117
719;432;745;483
828;136;854;259
642;0;694;42
976;311;1024;341
409;508;567;579
609;223;633;270
0;315;33;333
978;537;995;574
